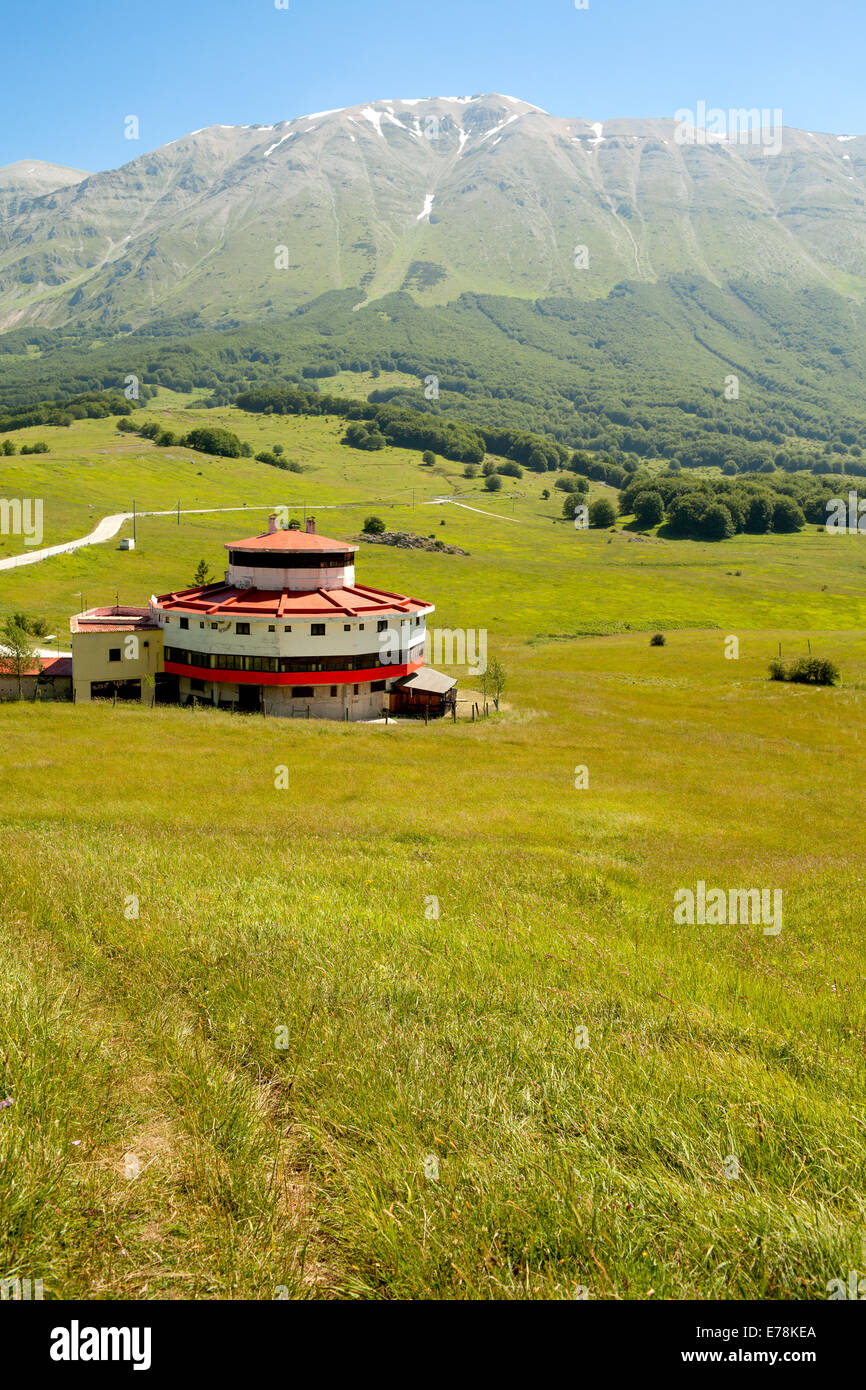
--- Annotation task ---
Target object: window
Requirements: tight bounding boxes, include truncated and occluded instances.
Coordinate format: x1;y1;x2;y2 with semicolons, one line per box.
359;624;365;631
180;617;189;631
211;622;219;630
343;624;351;632
292;686;314;698
143;641;149;648
284;625;292;632
108;648;121;663
190;678;205;692
236;622;250;635
311;623;325;637
371;680;386;692
268;625;276;632
353;684;359;695
330;685;337;697
377;619;388;632
200;622;205;629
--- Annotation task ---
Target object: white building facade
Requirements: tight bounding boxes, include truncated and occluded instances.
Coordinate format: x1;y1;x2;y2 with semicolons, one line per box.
150;517;440;719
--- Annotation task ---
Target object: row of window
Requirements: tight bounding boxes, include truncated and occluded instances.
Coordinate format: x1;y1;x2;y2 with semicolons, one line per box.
189;680;386;697
166;647;402;674
227;550;349;569
170;616;422;635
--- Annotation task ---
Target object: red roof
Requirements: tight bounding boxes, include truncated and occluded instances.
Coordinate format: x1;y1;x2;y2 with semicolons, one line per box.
154;580;431;619
9;656;73;678
226;530;358;554
41;656;73;677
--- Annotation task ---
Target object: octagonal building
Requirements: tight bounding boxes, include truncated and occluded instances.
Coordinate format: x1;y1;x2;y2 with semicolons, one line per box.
149;516;449;719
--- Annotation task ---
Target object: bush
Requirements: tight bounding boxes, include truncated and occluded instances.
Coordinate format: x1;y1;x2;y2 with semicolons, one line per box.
183;426;242;458
588;497;617;528
464;464;479;478
363;515;386;535
633;489;665;527
422;450;435;466
20;441;49;455
772;496;806;533
699;503;735;541
770;656;839;686
484;473;503;492
650;633;666;647
498;460;523;479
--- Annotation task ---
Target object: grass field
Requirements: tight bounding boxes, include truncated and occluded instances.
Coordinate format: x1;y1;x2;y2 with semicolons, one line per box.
1;397;864;1300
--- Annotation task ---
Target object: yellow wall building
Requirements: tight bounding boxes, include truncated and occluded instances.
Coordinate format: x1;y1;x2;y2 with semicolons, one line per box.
70;607;163;704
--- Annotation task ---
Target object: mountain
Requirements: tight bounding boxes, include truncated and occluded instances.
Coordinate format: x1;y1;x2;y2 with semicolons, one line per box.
1;95;865;334
0;160;89;221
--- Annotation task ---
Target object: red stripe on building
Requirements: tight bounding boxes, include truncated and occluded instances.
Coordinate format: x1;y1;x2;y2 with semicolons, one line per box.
163;658;424;687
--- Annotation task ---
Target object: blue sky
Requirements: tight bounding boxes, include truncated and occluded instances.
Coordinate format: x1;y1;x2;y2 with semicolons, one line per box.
2;0;864;171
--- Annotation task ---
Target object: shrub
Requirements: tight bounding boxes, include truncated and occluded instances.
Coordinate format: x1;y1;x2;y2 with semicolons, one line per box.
183;426;242;458
633;489;665;527
588;497;617;528
700;503;735;541
650;633;666;647
484;473;503;491
422;450;435;466
772;496;806;533
769;656;839;686
363;515;386;535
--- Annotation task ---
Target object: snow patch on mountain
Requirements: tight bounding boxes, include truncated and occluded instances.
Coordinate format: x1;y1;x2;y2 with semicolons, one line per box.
417;193;435;221
480;113;519;143
264;131;294;157
361;107;385;137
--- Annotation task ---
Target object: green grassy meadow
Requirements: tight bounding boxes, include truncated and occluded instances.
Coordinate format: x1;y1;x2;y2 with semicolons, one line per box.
1;398;864;1300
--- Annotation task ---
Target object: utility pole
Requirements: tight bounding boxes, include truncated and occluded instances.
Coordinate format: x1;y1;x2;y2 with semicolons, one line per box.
132;499;136;544
177;500;181;525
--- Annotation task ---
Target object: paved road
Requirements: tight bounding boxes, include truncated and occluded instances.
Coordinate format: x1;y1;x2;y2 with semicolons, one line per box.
426;496;518;521
0;493;510;574
0;505;276;573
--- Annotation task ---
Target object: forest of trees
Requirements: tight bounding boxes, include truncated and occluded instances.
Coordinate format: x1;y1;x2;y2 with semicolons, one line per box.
3;279;866;478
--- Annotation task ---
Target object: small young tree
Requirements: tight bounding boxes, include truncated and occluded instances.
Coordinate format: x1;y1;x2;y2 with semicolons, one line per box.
422;450;435;466
0;618;40;700
486;657;506;711
193;558;213;586
363;515;386;535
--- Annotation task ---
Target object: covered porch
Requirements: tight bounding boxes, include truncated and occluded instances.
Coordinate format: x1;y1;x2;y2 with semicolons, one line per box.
390;667;457;719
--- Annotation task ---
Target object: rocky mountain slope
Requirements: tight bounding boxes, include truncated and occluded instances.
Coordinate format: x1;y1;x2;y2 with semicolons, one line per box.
1;95;864;333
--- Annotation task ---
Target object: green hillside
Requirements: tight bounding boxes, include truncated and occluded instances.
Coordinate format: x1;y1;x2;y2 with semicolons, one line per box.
1;401;865;1299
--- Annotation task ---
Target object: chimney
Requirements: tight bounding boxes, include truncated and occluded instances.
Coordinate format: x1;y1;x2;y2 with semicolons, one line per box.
267;514;279;534
305;516;316;535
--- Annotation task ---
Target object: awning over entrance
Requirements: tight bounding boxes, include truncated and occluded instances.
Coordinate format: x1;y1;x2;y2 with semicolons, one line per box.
392;667;457;695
